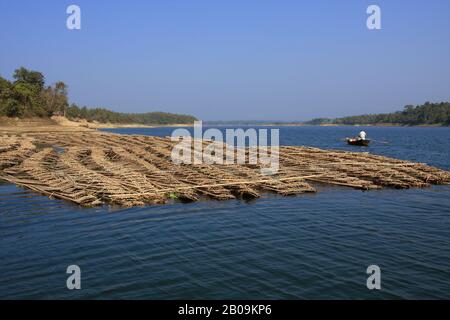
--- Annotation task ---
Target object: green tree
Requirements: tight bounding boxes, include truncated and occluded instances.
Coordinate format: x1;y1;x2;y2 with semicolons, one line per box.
13;67;45;90
2;67;197;123
41;81;69;116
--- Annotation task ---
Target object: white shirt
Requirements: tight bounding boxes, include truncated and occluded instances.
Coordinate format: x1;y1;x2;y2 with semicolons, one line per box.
358;131;367;140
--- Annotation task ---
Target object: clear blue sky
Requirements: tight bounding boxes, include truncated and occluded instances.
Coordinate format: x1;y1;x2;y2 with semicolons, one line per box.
1;0;449;120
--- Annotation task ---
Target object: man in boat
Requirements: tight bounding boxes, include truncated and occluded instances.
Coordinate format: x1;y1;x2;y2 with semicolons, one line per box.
347;130;370;146
358;130;367;140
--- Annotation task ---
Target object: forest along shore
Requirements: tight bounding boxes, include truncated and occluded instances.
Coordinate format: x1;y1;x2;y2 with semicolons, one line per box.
1;67;198;130
305;102;450;126
1;129;450;207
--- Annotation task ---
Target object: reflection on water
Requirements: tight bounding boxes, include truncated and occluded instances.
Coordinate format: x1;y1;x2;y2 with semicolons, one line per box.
1;126;450;299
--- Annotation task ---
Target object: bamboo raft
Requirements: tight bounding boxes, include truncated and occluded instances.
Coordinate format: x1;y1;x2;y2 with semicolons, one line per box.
1;132;450;207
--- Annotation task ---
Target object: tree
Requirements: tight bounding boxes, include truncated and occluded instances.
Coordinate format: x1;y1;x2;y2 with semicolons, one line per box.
54;81;68;115
0;77;18;116
13;67;45;90
2;66;198;123
41;82;69;116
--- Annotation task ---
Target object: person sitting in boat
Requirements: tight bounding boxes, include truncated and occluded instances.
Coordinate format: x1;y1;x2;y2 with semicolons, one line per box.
358;131;367;140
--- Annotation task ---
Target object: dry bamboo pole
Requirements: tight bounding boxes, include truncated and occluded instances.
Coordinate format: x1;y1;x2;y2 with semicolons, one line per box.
2;131;449;207
109;174;327;198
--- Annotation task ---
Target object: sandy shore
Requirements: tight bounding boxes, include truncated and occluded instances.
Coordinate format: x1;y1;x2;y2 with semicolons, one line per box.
0;116;193;133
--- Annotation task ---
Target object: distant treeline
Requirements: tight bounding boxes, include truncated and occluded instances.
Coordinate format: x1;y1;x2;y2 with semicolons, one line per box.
1;67;197;124
305;102;450;126
204;120;302;126
66;105;197;125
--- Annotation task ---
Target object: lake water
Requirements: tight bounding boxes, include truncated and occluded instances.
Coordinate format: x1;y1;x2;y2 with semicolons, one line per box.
1;126;450;299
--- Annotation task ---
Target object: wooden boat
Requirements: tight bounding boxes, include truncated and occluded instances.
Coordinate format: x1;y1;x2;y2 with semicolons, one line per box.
346;138;371;146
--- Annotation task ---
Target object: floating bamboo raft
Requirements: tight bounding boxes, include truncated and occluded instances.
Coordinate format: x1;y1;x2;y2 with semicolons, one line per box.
1;132;449;207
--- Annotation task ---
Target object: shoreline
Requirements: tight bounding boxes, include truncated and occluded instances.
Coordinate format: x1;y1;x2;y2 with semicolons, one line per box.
204;123;449;128
0;116;194;133
1;117;449;133
304;123;448;127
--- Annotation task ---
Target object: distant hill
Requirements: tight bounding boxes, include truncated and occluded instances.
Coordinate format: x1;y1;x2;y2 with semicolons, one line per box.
305;102;450;126
0;67;197;125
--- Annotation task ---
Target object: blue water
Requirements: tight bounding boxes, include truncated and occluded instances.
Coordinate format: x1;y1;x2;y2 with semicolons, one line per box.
1;126;450;299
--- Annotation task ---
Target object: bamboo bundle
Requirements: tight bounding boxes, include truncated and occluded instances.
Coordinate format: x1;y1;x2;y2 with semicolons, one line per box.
1;132;449;207
0;136;36;170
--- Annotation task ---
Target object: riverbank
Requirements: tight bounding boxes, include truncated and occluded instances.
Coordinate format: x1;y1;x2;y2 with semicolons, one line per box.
204;122;448;127
0;116;194;133
310;123;447;127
